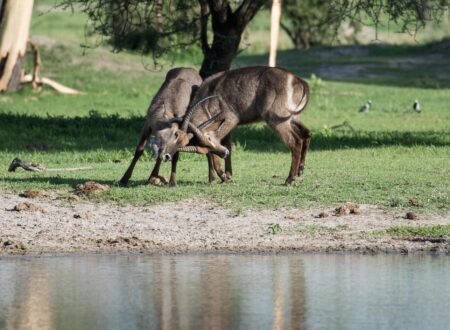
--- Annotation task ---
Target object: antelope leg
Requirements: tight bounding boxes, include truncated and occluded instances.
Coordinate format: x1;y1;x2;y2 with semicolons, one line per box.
188;123;213;147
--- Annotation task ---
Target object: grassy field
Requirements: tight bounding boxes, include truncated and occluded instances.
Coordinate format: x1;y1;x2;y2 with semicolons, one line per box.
0;4;449;213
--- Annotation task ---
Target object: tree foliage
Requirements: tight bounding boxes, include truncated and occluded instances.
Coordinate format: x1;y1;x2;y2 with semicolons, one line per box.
281;0;448;48
281;0;360;49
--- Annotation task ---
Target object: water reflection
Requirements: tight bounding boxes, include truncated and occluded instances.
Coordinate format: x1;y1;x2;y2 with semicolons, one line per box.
0;254;449;330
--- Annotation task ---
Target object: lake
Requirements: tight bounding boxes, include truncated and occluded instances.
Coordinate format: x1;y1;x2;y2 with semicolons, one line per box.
1;254;449;329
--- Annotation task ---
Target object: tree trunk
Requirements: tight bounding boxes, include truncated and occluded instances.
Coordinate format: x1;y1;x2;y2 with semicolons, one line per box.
199;27;242;79
0;0;34;92
199;1;266;79
269;0;282;67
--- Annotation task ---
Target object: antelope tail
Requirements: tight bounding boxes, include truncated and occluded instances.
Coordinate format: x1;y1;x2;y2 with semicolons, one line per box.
289;80;310;115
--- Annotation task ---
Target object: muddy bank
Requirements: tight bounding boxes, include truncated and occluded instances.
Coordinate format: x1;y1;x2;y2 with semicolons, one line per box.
1;192;449;256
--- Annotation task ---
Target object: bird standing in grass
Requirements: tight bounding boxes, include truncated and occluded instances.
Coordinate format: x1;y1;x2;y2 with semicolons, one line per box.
359;100;372;113
413;100;421;113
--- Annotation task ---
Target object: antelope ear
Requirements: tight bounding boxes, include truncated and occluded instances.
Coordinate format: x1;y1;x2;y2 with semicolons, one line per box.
187;133;194;140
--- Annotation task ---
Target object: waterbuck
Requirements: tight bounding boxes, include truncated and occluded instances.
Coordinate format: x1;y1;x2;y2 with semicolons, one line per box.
160;66;311;185
119;67;232;187
117;68;216;186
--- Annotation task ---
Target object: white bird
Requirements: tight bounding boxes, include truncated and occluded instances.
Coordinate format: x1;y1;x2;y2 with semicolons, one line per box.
359;100;372;113
413;100;421;113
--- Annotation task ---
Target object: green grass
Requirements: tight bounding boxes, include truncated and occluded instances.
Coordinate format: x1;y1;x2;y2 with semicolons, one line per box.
385;225;450;238
0;5;449;212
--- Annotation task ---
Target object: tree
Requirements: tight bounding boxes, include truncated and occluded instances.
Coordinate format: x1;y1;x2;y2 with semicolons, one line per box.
269;0;282;66
60;0;267;78
0;0;34;92
0;0;81;93
59;0;447;77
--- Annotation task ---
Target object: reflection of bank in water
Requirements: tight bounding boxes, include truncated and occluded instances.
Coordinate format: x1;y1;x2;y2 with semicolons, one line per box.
148;255;307;329
0;263;54;330
1;254;450;329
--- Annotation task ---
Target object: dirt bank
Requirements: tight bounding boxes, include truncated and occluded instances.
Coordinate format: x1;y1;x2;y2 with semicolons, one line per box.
1;192;449;256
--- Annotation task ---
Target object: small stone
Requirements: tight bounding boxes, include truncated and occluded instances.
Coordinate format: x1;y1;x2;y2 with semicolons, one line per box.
335;205;351;216
13;202;45;213
74;212;90;219
75;181;110;196
3;240;13;247
317;211;330;218
149;177;162;186
67;195;81;202
406;211;418;220
19;190;44;199
334;203;360;216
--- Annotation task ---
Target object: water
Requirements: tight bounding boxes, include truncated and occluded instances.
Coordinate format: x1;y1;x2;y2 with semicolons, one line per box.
0;254;449;330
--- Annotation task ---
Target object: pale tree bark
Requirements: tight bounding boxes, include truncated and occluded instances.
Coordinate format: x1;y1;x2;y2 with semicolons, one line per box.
0;0;34;92
269;0;282;67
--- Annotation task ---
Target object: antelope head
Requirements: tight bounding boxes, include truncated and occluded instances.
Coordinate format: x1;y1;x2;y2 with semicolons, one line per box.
155;105;193;161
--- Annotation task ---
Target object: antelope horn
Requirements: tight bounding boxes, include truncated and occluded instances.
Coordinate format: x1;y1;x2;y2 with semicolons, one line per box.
177;146;210;154
197;110;225;130
181;95;218;132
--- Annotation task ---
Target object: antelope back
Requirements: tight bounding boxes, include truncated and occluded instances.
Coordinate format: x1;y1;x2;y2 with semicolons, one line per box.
184;66;310;129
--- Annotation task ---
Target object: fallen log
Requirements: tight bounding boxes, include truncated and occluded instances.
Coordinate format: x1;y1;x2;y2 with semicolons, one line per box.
8;158;91;172
18;40;82;95
21;74;82;95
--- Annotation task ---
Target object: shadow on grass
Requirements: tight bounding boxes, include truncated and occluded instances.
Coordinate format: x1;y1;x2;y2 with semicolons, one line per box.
1;176;118;188
236;38;450;89
234;125;449;152
0;112;448;154
1;175;216;188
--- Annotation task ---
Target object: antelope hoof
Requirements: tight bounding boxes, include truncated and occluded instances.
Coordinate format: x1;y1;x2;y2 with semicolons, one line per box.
169;179;177;187
284;177;296;186
118;179;128;187
220;173;232;183
298;166;305;177
148;176;168;186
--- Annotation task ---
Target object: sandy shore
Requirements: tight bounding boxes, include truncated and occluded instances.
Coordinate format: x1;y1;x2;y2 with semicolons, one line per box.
1;192;449;256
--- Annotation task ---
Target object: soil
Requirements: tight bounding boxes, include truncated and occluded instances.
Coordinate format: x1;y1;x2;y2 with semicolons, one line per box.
1;192;449;256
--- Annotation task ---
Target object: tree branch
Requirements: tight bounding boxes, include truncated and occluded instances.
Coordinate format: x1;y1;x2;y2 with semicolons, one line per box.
234;0;266;28
28;40;41;89
206;0;229;24
199;0;210;54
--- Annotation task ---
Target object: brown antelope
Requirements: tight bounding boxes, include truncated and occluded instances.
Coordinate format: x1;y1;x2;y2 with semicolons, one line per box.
159;66;312;185
119;67;230;187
